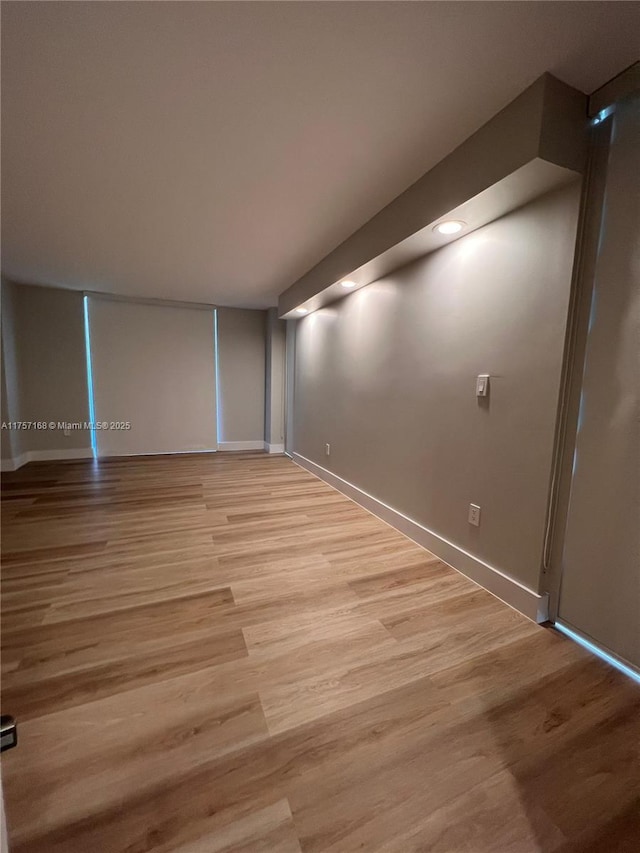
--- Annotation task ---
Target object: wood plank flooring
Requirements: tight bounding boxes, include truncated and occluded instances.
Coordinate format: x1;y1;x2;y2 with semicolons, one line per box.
1;451;639;852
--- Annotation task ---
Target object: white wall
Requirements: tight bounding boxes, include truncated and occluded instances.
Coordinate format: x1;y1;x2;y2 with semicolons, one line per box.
216;308;266;449
293;183;581;594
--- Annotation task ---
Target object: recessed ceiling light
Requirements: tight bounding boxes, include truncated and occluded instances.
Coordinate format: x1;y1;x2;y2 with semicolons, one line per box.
296;307;308;315
433;220;465;235
340;280;357;289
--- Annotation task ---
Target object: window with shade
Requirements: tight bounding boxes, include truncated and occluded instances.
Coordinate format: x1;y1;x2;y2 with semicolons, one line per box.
84;295;218;457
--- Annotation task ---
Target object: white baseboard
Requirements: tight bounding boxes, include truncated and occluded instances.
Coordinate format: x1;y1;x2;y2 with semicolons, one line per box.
292;452;549;623
95;448;217;459
30;448;94;462
1;448;93;471
264;442;285;454
218;441;265;452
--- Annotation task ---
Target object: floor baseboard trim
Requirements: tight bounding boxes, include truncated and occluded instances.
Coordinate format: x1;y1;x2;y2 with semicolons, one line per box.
292;452;549;623
218;441;265;452
30;448;94;463
1;448;94;471
264;442;285;454
94;449;217;459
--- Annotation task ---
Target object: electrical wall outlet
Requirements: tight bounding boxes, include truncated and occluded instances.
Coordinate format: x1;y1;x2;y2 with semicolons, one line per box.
325;443;331;456
468;503;481;526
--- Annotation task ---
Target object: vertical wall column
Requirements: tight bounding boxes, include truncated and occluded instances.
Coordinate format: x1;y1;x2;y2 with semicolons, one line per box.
554;90;640;669
284;319;296;456
264;308;286;453
216;308;267;451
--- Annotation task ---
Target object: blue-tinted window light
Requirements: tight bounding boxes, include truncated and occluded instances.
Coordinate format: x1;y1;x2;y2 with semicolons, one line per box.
555;622;640;686
82;296;97;458
591;105;615;126
214;309;222;445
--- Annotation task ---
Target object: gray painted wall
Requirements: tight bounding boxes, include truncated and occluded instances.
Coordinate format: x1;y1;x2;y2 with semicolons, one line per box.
558;96;640;666
217;307;266;444
264;308;286;448
1;287;269;460
285;319;296;455
1;280;90;457
1;277;25;460
293;183;581;592
1;355;14;460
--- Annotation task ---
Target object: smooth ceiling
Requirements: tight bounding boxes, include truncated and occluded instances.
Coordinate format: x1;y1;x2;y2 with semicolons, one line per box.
2;1;638;307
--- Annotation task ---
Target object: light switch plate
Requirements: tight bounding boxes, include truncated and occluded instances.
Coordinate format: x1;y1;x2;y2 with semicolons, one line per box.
476;375;490;397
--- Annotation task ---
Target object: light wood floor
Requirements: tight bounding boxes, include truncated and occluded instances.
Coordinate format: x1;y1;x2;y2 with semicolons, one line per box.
1;452;639;852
